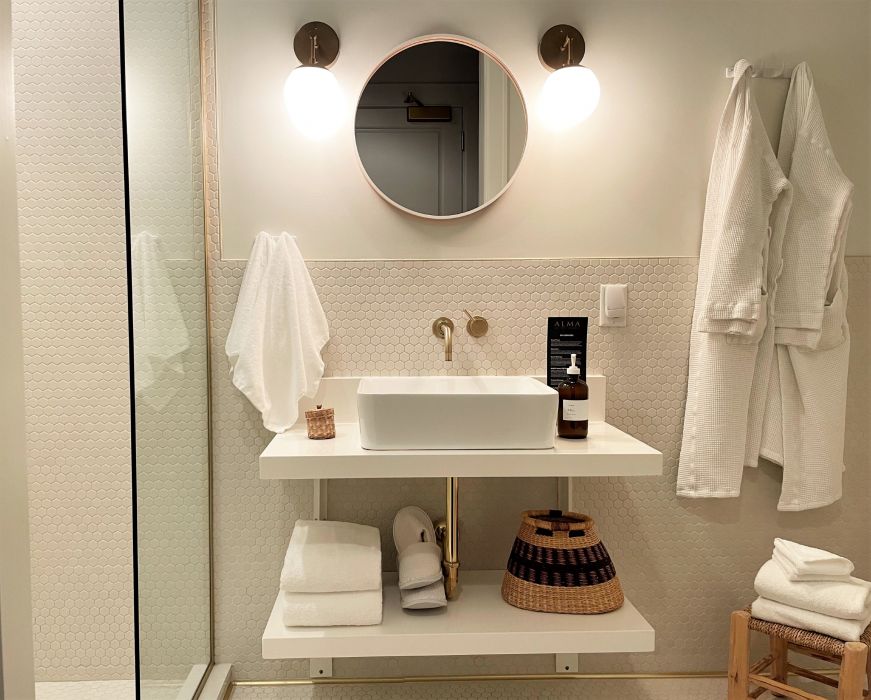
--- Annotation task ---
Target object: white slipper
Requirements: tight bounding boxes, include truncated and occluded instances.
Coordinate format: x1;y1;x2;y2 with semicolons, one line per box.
393;506;443;591
400;578;447;610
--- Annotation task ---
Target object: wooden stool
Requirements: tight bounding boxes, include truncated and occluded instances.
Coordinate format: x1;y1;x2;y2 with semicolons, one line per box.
728;610;871;699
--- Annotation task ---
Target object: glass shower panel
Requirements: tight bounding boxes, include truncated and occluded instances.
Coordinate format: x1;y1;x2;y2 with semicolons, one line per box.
123;0;212;697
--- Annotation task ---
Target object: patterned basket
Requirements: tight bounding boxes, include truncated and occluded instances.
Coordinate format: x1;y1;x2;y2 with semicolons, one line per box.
305;405;335;440
501;509;624;614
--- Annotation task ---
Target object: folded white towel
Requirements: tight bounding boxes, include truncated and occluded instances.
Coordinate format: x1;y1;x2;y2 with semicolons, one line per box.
400;578;447;610
225;232;329;433
281;520;381;593
755;560;871;620
751;596;871;642
773;538;854;581
281;588;382;627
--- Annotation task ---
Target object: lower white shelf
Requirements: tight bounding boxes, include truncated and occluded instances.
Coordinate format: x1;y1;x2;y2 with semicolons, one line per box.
262;571;655;659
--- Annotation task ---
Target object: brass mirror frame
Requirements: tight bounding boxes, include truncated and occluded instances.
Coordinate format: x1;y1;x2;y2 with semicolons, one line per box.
354;34;528;221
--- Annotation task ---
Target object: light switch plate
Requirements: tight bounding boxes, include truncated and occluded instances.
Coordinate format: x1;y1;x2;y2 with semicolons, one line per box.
599;284;628;327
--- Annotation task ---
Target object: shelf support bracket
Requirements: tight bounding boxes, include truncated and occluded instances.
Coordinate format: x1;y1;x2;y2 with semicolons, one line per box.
555;654;578;673
309;658;333;678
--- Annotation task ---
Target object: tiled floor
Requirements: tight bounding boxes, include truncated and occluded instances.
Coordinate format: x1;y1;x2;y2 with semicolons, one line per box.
224;676;839;700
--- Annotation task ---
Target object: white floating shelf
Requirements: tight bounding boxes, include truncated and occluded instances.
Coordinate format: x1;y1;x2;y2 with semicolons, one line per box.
263;571;655;659
260;422;662;479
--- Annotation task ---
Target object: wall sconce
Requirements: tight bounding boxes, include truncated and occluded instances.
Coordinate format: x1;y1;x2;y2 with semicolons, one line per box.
538;24;601;131
283;22;343;140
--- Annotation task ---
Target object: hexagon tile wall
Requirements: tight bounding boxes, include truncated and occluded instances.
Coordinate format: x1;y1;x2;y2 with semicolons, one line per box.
207;254;870;682
13;0;134;681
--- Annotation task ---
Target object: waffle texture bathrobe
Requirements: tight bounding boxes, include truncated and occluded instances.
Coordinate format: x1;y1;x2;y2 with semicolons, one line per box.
756;64;853;510
678;61;853;510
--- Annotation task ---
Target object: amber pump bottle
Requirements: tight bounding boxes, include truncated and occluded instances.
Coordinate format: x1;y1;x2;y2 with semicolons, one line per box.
557;353;588;439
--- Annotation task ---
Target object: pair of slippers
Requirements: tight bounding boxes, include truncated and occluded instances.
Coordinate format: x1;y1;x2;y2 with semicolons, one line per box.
393;506;447;610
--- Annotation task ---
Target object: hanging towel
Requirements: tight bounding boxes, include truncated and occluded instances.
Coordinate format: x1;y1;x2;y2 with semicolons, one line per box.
677;59;792;498
131;231;190;410
751;597;871;642
753;64;854;510
755;560;871;620
225;232;329;433
281;587;383;627
280;520;382;593
772;538;854;582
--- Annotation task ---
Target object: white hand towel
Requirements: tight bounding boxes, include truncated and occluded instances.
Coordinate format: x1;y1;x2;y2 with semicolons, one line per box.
281;520;381;593
281;588;382;627
225;232;329;433
773;539;854;581
755;560;871;620
751;596;871;642
131;231;190;410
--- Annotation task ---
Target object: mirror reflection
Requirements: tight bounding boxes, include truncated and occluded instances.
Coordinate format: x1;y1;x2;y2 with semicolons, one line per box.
355;40;527;218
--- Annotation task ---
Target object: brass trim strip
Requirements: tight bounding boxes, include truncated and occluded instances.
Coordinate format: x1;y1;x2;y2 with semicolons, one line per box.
224;668;840;698
195;0;217;695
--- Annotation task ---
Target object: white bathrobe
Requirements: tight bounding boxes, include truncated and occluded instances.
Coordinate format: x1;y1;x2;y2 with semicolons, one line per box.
677;60;792;498
756;64;853;510
679;61;853;510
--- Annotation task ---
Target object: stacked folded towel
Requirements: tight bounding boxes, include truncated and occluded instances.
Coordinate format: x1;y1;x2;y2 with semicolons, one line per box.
751;539;871;641
279;520;383;627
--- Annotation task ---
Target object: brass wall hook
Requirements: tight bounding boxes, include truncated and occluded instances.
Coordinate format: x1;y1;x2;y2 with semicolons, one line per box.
464;310;489;338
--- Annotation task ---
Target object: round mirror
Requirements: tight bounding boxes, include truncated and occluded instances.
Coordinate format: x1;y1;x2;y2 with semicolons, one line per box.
355;37;527;219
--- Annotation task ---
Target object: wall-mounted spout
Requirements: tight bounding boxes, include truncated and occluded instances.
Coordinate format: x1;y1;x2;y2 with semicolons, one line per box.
432;317;454;362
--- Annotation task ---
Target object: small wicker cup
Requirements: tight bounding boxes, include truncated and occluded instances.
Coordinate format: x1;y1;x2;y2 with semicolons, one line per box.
305;405;335;440
501;509;624;615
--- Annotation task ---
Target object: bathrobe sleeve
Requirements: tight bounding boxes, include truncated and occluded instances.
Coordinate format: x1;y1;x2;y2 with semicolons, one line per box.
694;62;790;341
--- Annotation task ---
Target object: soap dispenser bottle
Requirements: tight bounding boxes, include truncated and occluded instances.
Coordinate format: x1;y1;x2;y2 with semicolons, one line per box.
557;353;588;439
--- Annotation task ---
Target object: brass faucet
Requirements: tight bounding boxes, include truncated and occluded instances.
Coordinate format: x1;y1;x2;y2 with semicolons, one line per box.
432;317;454;361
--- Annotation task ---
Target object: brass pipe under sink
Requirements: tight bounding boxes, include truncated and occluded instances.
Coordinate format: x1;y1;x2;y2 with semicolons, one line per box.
436;476;460;600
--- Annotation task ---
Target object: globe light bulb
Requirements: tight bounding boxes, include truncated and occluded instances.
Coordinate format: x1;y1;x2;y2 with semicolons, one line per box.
538;65;601;131
283;66;343;141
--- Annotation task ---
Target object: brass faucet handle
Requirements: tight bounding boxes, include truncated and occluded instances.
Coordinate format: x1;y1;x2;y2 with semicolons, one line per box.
463;309;489;338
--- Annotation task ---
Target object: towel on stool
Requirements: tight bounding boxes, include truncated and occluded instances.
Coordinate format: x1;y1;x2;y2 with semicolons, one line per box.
774;538;854;581
281;588;383;627
281;520;382;593
755;560;871;620
751;597;871;642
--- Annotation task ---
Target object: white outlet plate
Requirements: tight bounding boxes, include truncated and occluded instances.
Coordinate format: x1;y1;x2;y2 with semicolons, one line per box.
599;284;628;327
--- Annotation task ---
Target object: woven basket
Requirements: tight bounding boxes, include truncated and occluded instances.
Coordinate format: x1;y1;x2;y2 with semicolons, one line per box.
305;405;335;440
501;509;624;614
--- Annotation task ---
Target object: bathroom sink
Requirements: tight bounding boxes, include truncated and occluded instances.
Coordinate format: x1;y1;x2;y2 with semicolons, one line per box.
357;376;558;450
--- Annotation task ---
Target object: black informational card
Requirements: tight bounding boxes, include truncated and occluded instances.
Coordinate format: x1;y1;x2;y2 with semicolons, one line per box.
547;317;588;388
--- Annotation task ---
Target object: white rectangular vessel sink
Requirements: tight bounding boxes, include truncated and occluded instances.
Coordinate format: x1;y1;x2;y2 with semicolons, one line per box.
357;376;558;450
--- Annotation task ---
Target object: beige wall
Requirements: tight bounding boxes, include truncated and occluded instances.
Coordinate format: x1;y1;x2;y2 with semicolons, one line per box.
13;0;133;681
215;0;871;260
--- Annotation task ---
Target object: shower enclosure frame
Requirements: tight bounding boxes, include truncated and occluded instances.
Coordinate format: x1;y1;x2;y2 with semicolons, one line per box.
119;0;218;695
